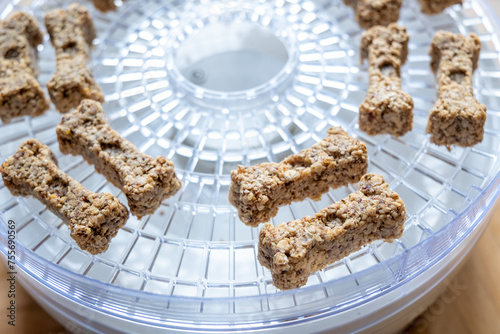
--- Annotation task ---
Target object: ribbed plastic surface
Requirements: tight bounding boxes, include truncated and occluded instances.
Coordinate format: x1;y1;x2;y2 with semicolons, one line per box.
1;0;500;331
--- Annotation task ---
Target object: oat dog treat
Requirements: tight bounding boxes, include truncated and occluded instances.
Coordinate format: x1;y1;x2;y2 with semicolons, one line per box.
0;139;128;254
343;0;402;29
426;31;486;148
229;127;368;227
419;0;462;14
57;99;182;218
92;0;117;12
258;174;406;290
45;3;104;113
0;12;50;123
359;23;414;137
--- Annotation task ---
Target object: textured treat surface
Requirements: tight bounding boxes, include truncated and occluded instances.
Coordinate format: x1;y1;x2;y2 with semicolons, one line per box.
57;99;182;218
45;3;104;113
258;174;406;290
0;139;129;254
359;23;413;137
344;0;402;29
92;0;117;12
426;31;486;148
419;0;462;14
229;127;368;227
0;12;49;123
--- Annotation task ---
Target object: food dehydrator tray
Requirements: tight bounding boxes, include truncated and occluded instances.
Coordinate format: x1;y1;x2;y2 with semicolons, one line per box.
1;0;500;332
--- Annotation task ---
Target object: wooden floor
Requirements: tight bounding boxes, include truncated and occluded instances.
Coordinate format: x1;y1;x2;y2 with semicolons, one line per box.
403;202;500;334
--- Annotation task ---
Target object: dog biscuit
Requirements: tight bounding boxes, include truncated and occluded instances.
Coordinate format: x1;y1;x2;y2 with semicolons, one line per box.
0;12;49;123
426;31;486;148
258;173;406;290
57;99;182;218
359;23;414;137
1;139;129;254
419;0;462;15
92;0;117;12
45;3;104;113
229;127;368;227
344;0;402;29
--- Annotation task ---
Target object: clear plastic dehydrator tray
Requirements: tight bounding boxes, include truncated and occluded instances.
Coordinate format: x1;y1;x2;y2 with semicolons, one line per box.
1;0;500;332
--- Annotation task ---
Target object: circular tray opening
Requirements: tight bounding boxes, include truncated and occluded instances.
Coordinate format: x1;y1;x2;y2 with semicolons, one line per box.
171;16;292;92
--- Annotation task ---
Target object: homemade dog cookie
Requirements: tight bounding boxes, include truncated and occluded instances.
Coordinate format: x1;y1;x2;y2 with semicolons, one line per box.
359;23;414;137
229;127;368;227
92;0;117;12
343;0;402;29
426;31;486;148
419;0;462;14
45;3;104;113
258;174;406;290
0;139;129;254
56;99;182;218
0;12;49;123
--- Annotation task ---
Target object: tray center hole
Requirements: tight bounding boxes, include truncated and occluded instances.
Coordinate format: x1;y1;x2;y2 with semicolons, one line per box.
174;21;289;92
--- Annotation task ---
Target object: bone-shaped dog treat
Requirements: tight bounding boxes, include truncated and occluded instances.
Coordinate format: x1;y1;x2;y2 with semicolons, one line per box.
0;12;49;123
56;99;182;218
229;127;368;227
419;0;462;15
0;139;129;254
45;3;104;113
258;173;406;290
92;0;117;12
343;0;402;29
359;23;414;137
426;31;486;148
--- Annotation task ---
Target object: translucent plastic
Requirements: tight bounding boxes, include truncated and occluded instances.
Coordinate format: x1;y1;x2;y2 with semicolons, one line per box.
1;0;500;332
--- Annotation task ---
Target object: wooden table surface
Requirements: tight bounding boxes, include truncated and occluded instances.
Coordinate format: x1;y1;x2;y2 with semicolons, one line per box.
2;1;500;334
